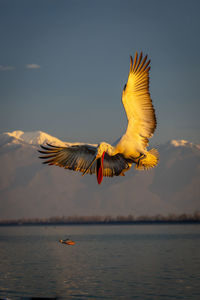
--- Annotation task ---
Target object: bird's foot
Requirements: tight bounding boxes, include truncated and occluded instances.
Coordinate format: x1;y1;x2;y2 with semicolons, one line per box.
136;154;145;167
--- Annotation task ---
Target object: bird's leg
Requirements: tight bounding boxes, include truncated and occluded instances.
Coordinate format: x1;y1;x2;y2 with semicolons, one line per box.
136;154;146;168
135;153;143;159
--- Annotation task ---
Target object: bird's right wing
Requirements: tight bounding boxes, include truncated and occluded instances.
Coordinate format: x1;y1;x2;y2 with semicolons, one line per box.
38;143;98;174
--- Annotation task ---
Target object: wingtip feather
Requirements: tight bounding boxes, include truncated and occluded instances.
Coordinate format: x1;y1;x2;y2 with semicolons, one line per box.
132;51;138;72
129;55;133;72
133;52;143;72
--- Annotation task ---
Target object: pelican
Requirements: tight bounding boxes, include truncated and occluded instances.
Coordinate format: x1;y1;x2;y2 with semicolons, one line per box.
39;52;159;184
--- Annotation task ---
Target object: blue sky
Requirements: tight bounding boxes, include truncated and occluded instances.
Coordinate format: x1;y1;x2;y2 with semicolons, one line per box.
1;0;200;145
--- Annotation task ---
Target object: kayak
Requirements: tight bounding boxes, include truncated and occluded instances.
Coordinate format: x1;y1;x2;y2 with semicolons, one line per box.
59;239;75;245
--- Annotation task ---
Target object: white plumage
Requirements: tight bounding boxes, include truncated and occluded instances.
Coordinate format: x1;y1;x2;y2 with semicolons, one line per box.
39;52;159;184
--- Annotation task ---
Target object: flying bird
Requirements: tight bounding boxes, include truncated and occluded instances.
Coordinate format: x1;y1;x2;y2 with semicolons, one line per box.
39;52;159;184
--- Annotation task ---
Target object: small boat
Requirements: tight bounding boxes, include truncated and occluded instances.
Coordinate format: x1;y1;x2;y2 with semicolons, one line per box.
59;238;75;245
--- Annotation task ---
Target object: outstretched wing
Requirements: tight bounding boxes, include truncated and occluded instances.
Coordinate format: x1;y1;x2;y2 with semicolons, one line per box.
38;144;130;177
119;52;156;150
102;152;130;177
38;143;98;174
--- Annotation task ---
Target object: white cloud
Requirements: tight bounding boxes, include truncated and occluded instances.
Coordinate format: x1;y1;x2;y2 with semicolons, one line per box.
0;65;15;71
26;64;41;69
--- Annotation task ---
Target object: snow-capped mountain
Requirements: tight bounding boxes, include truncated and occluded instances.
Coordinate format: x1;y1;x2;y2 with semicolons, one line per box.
0;130;66;146
0;130;199;220
170;139;200;150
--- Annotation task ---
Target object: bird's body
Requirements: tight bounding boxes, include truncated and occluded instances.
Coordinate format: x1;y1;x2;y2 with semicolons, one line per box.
39;52;159;184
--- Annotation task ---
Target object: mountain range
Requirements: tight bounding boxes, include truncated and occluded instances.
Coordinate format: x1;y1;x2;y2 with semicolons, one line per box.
0;130;199;220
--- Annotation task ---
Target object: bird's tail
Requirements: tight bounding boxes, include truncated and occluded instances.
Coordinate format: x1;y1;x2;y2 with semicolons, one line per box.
135;148;159;170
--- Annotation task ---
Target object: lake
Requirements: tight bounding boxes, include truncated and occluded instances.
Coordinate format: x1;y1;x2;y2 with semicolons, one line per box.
0;224;200;299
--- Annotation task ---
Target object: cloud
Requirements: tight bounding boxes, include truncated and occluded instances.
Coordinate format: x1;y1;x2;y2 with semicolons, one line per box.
26;64;41;69
0;65;15;71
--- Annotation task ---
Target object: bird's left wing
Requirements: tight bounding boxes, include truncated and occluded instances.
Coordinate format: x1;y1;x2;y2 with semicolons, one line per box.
38;143;98;174
119;52;157;149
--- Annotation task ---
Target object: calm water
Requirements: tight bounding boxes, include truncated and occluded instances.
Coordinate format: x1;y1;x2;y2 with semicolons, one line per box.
0;224;200;299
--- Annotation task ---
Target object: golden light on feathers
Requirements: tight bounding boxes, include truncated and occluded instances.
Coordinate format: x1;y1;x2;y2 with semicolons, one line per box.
39;52;159;184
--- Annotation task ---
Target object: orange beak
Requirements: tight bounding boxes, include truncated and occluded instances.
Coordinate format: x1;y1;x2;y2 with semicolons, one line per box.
96;151;105;184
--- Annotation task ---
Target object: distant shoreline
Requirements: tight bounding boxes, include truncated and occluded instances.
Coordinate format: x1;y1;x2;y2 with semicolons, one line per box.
0;220;200;226
1;213;200;226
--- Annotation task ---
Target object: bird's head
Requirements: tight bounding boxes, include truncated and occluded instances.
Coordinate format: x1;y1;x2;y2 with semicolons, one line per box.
82;142;111;184
95;142;114;184
97;142;113;157
95;143;108;184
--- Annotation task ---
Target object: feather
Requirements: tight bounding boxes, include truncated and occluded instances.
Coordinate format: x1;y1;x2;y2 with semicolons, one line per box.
39;144;130;177
38;51;159;183
116;52;157;155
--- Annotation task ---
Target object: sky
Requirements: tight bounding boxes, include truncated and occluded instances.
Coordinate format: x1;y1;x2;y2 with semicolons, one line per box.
0;0;200;146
